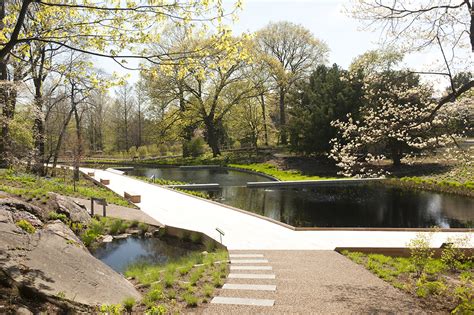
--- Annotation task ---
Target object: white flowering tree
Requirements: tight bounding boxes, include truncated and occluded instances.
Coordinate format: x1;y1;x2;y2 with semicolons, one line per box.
329;71;469;177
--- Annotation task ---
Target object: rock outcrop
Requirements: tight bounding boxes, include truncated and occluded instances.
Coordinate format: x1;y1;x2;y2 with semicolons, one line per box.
49;193;92;225
0;194;141;307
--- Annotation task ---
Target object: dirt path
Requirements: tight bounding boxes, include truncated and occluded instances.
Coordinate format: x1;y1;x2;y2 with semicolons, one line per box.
204;250;424;314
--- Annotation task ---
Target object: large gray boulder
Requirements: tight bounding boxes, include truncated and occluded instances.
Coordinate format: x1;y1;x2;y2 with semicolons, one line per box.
0;197;47;222
49;193;92;225
0;200;141;307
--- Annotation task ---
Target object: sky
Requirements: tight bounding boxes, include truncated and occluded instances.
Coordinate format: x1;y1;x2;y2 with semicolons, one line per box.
102;0;452;90
230;0;380;68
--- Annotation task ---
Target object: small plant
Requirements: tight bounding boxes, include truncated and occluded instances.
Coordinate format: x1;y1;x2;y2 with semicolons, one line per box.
138;222;148;234
407;232;435;277
415;274;446;298
167;289;176;300
16;219;36;234
203;284;214;297
99;304;123;315
163;272;175;288
56;291;66;299
122;297;135;313
109;219;128;235
48;211;69;224
146;284;164;303
441;235;470;272
183;293;198;307
145;305;167;315
452;273;474;314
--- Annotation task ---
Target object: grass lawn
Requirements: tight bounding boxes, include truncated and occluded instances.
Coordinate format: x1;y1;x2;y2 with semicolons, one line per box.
342;250;473;313
229;163;334;181
388;163;474;197
0;168;132;207
120;250;228;314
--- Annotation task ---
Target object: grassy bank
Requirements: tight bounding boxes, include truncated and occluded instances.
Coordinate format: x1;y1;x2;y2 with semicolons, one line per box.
83;151;270;167
0;169;131;207
121;250;228;314
229;163;334;181
387;163;474;197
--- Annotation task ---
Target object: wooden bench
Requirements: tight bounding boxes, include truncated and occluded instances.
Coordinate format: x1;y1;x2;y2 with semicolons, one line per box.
100;179;110;185
124;191;141;203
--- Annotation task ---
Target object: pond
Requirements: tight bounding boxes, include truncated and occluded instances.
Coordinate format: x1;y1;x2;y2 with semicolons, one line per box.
90;236;197;274
125;166;474;229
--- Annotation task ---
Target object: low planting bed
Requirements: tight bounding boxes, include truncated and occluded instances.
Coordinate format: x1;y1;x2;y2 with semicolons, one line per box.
341;236;473;313
122;250;228;314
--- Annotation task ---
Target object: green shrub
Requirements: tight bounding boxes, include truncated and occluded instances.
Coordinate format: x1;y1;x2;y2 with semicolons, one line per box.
441;236;470;272
407;232;435;277
16;220;35;234
81;229;100;247
415;274;446;297
186;136;206;157
109;219;128;235
138;146;149;159
452;272;474;314
138;222;148;234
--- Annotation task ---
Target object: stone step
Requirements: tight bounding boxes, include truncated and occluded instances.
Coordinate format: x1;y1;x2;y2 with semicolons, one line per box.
211;296;275;307
223;284;277;291
230;259;269;264
230;266;273;271
229;254;264;258
228;273;276;279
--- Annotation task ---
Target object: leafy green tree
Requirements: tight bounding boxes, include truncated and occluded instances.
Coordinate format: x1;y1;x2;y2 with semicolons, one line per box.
288;64;364;154
255;21;329;145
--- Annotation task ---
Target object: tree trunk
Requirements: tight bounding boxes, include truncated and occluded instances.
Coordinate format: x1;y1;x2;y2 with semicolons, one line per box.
51;108;74;176
178;86;194;157
260;93;269;146
279;87;287;145
73;105;82;181
390;141;402;167
0;1;11;168
204;117;221;157
32;78;45;175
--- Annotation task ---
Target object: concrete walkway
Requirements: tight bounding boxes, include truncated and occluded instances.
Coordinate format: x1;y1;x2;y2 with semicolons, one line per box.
70;197;163;227
205;250;424;314
81;168;473;250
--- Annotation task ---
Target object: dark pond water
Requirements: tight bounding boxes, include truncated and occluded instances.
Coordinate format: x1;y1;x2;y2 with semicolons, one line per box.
130;166;271;186
126;167;474;229
90;236;194;273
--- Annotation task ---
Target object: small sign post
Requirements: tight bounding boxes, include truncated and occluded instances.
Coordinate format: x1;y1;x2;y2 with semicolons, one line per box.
216;227;225;244
91;197;108;217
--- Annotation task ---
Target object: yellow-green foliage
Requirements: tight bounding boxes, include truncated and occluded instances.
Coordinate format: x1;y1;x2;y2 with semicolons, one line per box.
0;170;130;207
15;219;35;234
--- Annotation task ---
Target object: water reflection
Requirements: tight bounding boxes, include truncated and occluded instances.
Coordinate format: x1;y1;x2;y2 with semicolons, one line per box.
90;236;196;273
127;167;474;229
217;185;474;228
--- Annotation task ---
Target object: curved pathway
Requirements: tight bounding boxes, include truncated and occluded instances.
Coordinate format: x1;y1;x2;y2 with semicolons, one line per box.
81;167;473;250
